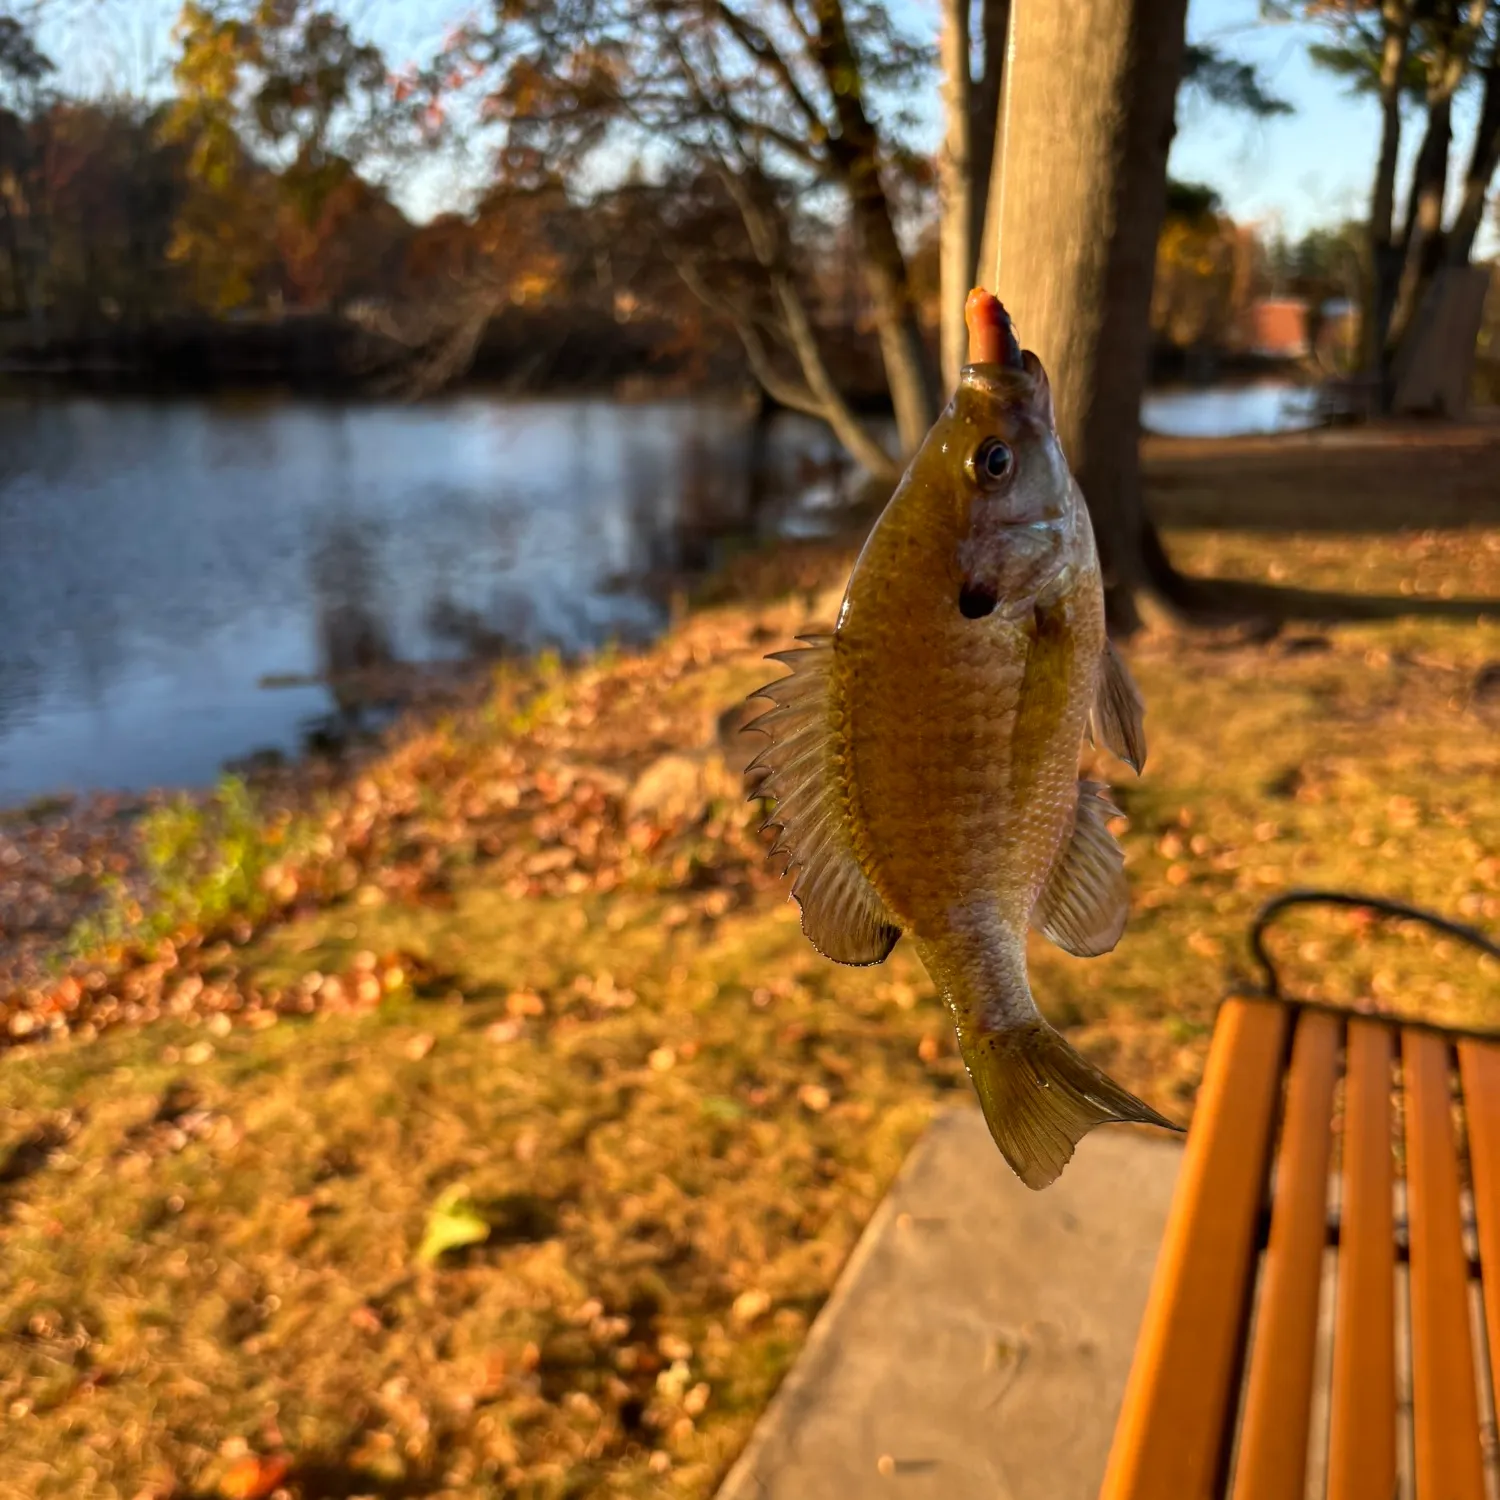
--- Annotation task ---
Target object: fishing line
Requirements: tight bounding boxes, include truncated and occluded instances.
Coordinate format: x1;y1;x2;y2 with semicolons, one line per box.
991;0;1019;293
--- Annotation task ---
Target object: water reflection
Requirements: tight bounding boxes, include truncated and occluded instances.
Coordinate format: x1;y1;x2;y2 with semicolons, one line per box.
306;512;401;758
0;395;782;802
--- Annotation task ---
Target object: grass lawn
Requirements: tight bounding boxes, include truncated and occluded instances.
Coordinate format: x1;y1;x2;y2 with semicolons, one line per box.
3;425;1500;1499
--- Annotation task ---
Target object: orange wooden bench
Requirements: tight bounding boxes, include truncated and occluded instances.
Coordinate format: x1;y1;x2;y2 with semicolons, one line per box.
1100;892;1500;1500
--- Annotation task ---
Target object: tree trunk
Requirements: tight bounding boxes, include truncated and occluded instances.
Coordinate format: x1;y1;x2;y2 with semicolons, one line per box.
1445;36;1500;265
938;0;974;393
1385;0;1485;366
1386;96;1456;357
980;0;1189;633
1362;0;1413;373
811;0;937;454
0;203;19;317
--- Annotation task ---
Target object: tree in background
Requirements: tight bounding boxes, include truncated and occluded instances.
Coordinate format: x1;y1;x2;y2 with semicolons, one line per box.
0;0;425;322
1;12;188;326
427;0;939;476
0;7;54;323
1382;1;1493;354
160;0;413;313
246;1;405;310
26;100;185;323
1152;180;1242;355
159;4;278;309
1286;0;1500;398
931;10;1292;626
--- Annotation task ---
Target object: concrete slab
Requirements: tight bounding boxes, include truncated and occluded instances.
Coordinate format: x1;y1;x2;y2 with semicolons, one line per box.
716;1108;1183;1500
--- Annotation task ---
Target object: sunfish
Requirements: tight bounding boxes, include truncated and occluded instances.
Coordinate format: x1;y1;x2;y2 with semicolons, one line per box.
747;288;1177;1189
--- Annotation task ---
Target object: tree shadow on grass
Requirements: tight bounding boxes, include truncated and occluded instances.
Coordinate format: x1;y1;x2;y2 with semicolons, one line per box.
1143;422;1500;535
0;1112;82;1221
1141;423;1500;625
1146;540;1500;630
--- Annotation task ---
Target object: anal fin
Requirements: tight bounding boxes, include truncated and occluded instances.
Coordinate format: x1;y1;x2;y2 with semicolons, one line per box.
745;634;900;966
1033;781;1129;958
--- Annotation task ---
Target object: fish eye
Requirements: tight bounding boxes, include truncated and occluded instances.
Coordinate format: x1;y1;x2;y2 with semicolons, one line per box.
969;437;1013;488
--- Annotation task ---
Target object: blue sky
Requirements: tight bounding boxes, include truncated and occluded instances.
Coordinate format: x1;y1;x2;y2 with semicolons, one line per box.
33;0;1500;257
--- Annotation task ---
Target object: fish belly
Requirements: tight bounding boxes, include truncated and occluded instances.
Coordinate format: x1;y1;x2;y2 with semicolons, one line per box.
838;574;1098;949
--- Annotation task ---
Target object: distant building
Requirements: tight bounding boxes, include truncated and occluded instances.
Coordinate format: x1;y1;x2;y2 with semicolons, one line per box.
1241;297;1310;358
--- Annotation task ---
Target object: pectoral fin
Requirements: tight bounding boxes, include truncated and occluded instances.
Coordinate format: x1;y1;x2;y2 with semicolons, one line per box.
1033;781;1129;958
1092;639;1146;774
745;635;900;966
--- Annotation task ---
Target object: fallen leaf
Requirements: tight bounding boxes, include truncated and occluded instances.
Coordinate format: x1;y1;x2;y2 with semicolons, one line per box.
349;1304;384;1334
731;1288;771;1327
505;988;546;1017
417;1184;490;1264
218;1452;291;1500
700;1095;745;1122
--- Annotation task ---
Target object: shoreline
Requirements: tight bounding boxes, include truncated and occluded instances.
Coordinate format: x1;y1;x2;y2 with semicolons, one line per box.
0;309;1308;403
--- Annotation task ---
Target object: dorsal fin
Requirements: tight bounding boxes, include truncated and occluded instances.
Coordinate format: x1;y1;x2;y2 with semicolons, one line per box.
1032;780;1129;958
744;635;900;966
1092;639;1146;774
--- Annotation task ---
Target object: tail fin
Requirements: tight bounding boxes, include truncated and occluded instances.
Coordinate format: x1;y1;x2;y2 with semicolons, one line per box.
959;1020;1181;1190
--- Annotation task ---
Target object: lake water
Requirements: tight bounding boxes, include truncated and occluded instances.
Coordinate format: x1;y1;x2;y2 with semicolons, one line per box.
0;382;1314;805
1141;381;1321;438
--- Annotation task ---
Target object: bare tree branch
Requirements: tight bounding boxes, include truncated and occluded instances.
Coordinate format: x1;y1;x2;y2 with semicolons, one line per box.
670;251;824;416
717;166;900;479
710;0;828;138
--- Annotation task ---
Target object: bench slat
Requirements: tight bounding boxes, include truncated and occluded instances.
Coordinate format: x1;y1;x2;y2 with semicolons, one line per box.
1326;1019;1397;1500
1099;998;1288;1500
1232;1008;1340;1498
1456;1039;1500;1439
1403;1027;1486;1500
